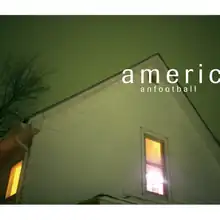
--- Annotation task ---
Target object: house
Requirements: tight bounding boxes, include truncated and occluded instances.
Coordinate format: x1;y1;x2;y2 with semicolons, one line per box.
1;53;220;204
0;123;39;203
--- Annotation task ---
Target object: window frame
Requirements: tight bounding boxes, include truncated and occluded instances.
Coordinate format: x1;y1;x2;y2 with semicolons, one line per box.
3;151;29;204
141;127;172;202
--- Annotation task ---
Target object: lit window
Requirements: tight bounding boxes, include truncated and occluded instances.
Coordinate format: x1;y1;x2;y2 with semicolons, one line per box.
145;137;167;196
5;161;23;199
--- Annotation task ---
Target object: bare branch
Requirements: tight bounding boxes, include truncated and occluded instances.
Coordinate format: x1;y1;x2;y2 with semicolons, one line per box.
0;56;50;137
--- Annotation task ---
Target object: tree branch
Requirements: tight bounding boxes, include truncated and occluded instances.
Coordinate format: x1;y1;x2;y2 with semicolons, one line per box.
0;56;50;137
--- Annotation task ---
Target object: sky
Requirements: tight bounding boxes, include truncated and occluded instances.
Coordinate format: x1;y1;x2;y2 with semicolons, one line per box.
0;16;220;138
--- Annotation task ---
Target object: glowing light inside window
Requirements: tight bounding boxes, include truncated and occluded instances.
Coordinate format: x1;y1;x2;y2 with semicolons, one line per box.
145;137;165;196
146;164;164;195
146;138;162;165
5;161;23;199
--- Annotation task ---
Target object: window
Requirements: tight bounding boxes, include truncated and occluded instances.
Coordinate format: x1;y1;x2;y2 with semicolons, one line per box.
145;136;167;196
5;161;23;199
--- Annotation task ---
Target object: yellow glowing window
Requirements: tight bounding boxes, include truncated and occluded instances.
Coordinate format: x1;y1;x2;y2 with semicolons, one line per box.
145;137;167;196
146;138;162;165
5;161;23;199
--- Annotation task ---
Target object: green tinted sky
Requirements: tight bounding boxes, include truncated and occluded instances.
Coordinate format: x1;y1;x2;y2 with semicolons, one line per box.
0;16;219;137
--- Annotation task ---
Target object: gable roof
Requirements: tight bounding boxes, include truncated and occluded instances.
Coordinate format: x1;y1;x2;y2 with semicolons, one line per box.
25;53;158;120
25;53;220;166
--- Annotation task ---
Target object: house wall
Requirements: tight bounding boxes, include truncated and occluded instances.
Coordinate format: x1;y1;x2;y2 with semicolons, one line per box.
21;57;220;204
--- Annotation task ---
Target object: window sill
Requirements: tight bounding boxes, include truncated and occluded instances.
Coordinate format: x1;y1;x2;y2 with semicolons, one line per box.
142;191;170;204
0;195;17;204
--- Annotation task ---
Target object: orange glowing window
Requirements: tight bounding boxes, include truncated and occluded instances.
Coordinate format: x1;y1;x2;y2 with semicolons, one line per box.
145;137;167;196
146;138;162;165
5;161;23;199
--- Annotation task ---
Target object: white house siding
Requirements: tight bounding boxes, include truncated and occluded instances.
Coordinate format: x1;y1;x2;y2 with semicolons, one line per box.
21;56;220;204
